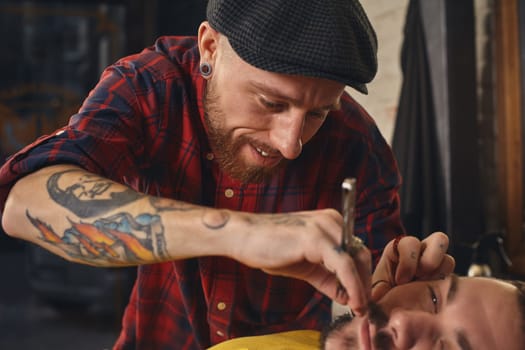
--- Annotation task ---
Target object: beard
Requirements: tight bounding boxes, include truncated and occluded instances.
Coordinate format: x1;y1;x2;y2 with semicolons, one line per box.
203;78;287;184
321;302;393;350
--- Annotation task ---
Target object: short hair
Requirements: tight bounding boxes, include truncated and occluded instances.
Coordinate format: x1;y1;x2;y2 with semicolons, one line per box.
318;312;354;350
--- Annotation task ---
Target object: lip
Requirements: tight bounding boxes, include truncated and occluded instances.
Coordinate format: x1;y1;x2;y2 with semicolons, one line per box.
360;317;372;350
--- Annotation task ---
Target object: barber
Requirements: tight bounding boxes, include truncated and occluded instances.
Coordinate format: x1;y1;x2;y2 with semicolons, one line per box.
0;0;454;348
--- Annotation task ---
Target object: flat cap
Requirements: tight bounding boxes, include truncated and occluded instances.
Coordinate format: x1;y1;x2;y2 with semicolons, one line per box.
206;0;378;94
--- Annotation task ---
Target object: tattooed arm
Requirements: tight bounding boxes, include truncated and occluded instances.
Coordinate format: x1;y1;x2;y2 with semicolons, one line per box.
2;164;372;312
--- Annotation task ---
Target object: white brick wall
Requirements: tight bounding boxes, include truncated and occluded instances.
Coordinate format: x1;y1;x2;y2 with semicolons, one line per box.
348;0;409;145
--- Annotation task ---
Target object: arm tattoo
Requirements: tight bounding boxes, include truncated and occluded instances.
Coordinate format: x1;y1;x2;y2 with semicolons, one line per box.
201;209;230;230
243;214;307;227
149;196;198;212
26;209;169;265
47;169;143;218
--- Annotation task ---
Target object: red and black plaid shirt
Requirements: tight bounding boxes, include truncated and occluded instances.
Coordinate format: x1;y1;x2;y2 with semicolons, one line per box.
0;36;404;349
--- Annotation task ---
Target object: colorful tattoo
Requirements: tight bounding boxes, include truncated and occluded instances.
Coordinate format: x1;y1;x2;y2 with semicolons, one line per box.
26;210;168;264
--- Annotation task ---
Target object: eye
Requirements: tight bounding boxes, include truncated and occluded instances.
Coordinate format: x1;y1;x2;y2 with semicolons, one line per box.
260;97;285;111
427;285;439;313
306;110;328;120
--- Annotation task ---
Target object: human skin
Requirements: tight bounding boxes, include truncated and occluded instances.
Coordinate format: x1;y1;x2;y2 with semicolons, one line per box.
2;22;452;315
323;274;524;350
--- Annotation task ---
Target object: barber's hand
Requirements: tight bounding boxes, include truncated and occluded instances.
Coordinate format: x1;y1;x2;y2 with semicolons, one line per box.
371;232;455;302
231;208;372;315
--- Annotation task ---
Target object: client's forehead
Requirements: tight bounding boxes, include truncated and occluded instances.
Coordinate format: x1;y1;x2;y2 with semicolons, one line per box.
453;276;523;349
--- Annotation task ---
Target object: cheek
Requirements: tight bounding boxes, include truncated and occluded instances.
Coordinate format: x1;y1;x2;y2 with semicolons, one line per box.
217;93;269;129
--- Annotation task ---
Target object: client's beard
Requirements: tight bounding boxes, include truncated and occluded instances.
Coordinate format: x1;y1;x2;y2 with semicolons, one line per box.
321;302;393;350
368;302;392;350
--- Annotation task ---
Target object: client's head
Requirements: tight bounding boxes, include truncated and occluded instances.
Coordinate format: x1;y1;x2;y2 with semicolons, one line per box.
321;274;525;349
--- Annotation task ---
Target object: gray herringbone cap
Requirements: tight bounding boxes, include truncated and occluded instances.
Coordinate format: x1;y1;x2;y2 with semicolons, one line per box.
206;0;378;94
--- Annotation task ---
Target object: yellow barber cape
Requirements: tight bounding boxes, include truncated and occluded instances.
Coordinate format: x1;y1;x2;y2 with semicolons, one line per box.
207;330;321;350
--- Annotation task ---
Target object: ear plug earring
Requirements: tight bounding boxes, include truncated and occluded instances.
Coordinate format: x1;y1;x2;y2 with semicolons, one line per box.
199;62;213;77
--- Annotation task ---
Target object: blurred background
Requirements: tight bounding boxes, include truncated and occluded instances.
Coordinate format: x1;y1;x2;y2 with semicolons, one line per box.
1;0;525;348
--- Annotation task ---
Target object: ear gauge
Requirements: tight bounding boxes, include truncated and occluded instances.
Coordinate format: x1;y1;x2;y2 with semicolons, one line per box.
199;62;213;78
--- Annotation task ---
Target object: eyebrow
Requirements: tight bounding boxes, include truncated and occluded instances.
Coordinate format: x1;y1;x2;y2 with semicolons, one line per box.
447;275;473;350
446;273;459;303
248;81;341;111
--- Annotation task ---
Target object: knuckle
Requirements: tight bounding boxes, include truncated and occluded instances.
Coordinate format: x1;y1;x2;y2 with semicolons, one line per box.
428;231;449;244
444;255;456;270
399;236;421;254
402;235;420;246
324;207;341;219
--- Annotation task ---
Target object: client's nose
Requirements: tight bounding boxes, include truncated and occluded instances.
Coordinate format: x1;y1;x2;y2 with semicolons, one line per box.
387;309;439;349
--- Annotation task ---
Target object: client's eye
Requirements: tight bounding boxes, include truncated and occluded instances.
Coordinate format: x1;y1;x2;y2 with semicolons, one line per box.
427;285;439;313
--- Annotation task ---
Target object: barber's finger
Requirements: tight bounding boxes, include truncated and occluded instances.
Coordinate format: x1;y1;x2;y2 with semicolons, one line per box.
337;251;370;316
303;265;350;306
352;245;373;299
371;279;393;302
394;236;422;285
415;232;450;277
317;245;369;315
369;238;398;300
417;254;455;280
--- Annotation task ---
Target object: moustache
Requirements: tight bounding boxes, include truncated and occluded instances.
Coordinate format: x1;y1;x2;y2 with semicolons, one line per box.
368;302;393;350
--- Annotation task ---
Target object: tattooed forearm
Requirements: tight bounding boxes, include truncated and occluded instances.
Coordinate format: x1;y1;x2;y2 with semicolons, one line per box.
47;170;144;218
244;213;307;227
201;209;230;230
26;209;169;266
149;197;199;212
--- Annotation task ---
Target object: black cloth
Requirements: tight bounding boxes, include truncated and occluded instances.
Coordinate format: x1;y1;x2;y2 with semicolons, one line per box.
392;0;446;237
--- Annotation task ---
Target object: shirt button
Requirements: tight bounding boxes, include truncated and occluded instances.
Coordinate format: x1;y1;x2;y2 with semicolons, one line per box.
224;188;234;198
206;153;214;160
216;330;225;337
217;302;227;311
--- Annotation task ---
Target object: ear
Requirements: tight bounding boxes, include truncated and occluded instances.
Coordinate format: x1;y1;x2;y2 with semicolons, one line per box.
198;21;220;64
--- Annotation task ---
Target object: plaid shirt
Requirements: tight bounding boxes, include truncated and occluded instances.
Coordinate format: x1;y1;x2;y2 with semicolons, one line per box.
0;36;404;349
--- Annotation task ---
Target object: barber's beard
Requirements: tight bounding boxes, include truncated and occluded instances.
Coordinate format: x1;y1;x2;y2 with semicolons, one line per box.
203;79;286;184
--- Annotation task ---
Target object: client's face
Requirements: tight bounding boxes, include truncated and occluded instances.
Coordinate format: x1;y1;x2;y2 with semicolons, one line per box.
322;274;523;350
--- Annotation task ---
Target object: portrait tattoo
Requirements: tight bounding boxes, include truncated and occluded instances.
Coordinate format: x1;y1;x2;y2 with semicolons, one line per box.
47;170;143;218
26;209;169;264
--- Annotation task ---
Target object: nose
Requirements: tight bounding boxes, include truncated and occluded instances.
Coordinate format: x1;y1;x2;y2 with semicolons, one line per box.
387;308;439;349
270;110;304;159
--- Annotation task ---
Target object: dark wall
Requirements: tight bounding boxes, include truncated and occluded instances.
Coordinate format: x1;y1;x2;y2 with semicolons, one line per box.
0;0;206;249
